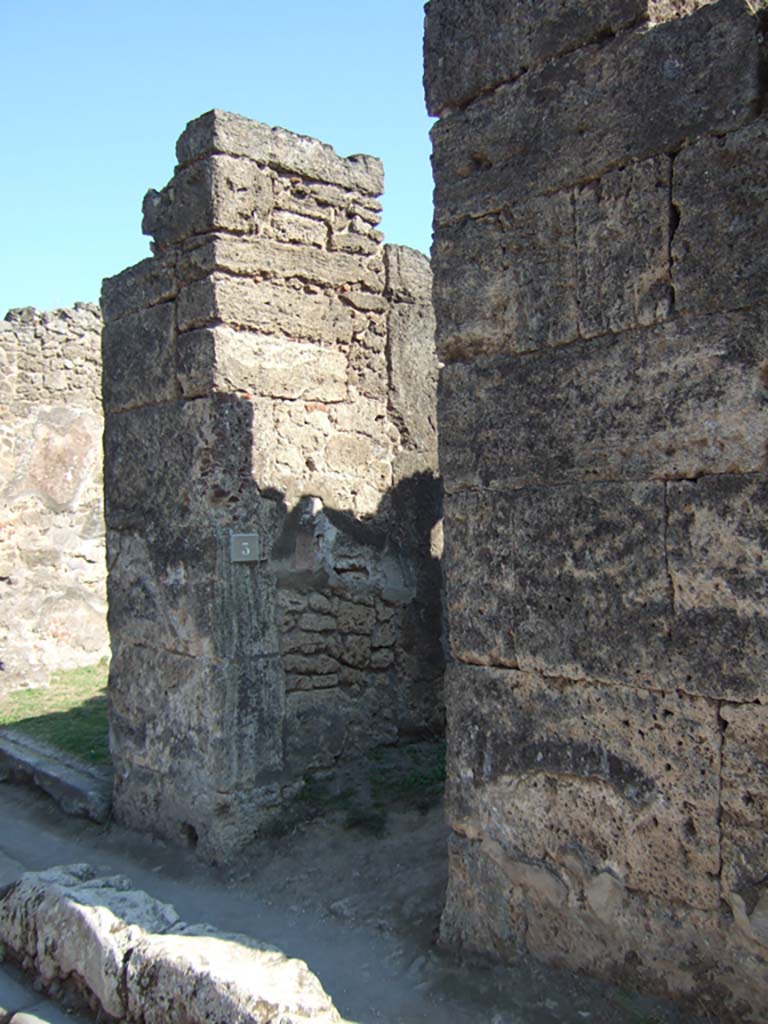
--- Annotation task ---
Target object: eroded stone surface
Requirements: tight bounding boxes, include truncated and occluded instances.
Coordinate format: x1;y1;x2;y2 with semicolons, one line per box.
445;663;721;908
424;0;728;116
439;306;768;490
431;0;763;223
673;115;768;316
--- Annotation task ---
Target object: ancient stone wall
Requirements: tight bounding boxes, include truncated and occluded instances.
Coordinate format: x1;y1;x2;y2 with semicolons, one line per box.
0;304;109;691
426;0;768;1019
102;110;442;859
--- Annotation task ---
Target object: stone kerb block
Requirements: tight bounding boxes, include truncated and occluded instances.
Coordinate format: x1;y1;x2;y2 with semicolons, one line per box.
424;0;732;116
430;0;764;225
0;866;347;1024
175;109;383;196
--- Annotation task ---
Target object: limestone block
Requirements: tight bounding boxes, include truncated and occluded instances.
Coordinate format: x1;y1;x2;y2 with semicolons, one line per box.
177;274;367;345
431;0;763;223
176;109;383;197
667;475;768;702
438;305;768;492
721;703;768;917
432;193;579;360
101;302;178;412
425;0;661;116
0;865;178;1020
177;233;383;292
127;925;344;1024
574;156;672;338
101;255;177;322
0;868;346;1024
143;155;274;250
673;116;768;315
177;327;349;404
445;663;721;908
442;483;673;686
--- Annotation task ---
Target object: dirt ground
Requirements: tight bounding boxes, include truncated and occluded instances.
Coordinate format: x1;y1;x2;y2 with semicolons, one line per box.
0;767;710;1024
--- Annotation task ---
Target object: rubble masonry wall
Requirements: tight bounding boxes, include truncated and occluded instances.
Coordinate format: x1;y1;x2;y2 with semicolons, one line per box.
101;110;443;860
0;304;108;691
426;0;768;1020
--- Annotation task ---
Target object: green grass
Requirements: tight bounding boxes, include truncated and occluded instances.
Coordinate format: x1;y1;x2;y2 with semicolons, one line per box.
0;660;110;765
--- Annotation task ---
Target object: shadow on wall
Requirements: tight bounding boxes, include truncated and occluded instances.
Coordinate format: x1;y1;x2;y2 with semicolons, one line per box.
104;388;444;859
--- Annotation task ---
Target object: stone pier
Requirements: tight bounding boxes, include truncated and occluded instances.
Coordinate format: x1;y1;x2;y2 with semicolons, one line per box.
101;110;443;859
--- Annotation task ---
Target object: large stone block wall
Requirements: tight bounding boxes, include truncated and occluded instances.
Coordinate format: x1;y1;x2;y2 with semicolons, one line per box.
426;0;768;1019
101;110;442;860
0;305;109;691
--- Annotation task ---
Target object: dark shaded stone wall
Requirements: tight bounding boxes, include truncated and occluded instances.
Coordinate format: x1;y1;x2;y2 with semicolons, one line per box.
426;0;768;1019
101;110;442;860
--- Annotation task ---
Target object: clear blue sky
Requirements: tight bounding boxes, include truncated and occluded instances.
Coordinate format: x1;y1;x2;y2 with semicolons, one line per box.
0;1;434;314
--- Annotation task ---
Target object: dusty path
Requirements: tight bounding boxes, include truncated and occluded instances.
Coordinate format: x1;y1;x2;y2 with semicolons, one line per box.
0;782;705;1024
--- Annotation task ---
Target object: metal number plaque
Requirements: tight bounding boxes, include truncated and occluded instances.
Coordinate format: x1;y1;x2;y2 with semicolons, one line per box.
230;533;262;563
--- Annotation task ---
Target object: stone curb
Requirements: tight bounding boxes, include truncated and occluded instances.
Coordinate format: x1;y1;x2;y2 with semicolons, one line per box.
0;866;352;1024
0;733;112;825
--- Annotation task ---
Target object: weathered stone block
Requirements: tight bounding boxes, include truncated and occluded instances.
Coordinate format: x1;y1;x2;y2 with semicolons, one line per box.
384;244;432;302
176;274;367;344
431;0;763;223
443;483;673;685
446;663;721;908
432;193;579;360
272;208;328;248
673;116;768;315
574;156;672;338
104;396;266;532
127;924;345;1024
111;642;284;812
143;155;274;251
721;703;768;928
439;305;768;491
175;109;383;196
424;0;726;116
667;474;768;702
176;327;349;403
101;255;177;322
101;302;178;412
178;233;383;292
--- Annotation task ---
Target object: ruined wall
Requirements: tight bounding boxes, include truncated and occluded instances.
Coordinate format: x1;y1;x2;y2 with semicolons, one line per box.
101;110;442;859
0;305;108;691
426;0;768;1019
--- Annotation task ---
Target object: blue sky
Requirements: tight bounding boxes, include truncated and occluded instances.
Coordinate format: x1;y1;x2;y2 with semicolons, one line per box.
0;1;433;314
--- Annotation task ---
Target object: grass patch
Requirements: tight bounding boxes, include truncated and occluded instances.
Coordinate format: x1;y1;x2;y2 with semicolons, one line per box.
0;660;110;765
